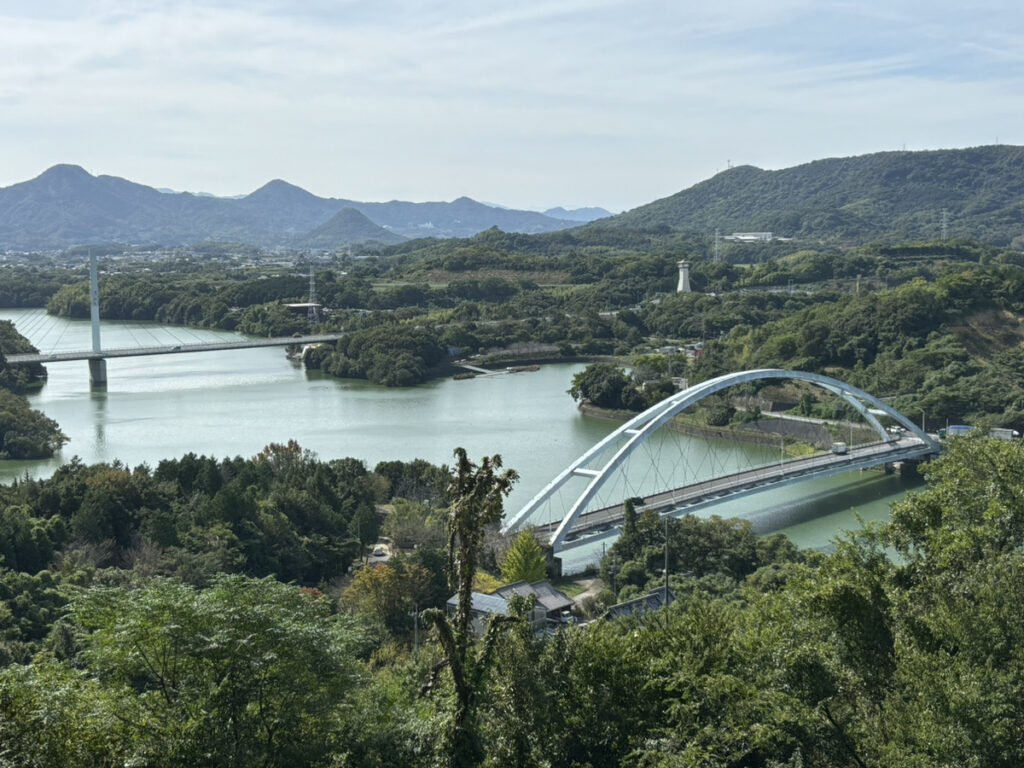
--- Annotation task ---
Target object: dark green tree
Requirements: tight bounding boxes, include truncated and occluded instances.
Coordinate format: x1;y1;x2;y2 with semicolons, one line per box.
567;363;630;409
420;448;518;768
72;575;366;766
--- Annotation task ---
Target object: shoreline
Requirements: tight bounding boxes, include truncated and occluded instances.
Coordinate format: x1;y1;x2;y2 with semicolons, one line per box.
577;402;838;453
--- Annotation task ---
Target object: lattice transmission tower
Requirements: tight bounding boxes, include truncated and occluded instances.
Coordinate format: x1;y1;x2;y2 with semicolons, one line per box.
308;266;319;326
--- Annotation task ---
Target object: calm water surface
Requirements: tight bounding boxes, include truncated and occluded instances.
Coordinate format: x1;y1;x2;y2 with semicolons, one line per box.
1;309;920;562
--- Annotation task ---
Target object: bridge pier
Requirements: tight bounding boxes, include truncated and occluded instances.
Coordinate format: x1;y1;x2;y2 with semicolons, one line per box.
88;358;107;388
894;459;924;479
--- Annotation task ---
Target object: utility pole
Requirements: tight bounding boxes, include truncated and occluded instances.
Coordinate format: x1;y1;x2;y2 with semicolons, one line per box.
941;209;949;241
663;515;670;607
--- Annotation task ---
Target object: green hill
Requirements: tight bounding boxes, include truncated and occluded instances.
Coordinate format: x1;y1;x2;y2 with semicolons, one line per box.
606;145;1024;246
297;208;406;247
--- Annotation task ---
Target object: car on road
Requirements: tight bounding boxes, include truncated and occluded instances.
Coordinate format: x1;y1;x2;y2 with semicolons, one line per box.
372;546;385;557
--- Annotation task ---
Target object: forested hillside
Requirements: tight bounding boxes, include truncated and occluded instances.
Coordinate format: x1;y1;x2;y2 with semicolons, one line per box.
2;438;1024;766
605;145;1024;245
6;146;1023;251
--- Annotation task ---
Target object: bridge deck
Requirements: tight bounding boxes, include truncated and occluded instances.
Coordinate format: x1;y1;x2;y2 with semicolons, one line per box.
537;437;938;548
4;333;345;364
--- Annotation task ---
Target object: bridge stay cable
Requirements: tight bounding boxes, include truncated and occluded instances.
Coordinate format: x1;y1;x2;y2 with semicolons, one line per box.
503;369;941;553
8;310;58;351
2;259;346;385
10;309;47;338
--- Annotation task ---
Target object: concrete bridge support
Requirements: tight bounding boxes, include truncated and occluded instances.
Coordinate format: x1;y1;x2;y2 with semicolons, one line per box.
88;358;107;387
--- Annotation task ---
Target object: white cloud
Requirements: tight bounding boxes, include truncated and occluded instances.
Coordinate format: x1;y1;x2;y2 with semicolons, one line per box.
0;0;1021;210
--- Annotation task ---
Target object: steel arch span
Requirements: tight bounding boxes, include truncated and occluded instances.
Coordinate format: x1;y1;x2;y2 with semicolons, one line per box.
503;368;941;551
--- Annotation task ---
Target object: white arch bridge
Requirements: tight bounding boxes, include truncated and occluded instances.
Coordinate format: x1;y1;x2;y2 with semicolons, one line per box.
502;369;941;555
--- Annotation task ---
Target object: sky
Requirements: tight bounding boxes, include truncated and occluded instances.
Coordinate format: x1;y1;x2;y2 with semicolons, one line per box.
0;1;1022;213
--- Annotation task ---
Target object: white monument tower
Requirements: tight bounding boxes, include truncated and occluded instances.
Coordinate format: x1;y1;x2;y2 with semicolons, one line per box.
676;261;691;293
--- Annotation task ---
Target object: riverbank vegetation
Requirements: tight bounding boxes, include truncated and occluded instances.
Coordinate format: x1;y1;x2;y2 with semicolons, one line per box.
0;321;67;459
7;234;1024;413
0;438;1023;765
6;232;1024;412
7;232;1024;460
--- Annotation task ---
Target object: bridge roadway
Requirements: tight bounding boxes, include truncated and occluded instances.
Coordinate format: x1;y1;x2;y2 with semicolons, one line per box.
3;333;346;364
534;436;938;549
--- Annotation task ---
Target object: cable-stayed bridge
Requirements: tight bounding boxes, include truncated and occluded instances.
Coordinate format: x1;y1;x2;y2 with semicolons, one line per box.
1;254;340;385
2;307;341;385
5;333;344;365
502;369;941;557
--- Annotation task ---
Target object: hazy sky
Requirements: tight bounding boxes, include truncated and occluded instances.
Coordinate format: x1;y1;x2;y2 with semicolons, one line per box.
1;1;1021;212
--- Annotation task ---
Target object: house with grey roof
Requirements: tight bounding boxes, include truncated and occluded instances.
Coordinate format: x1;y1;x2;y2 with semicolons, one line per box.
603;588;675;623
494;580;574;621
446;580;575;634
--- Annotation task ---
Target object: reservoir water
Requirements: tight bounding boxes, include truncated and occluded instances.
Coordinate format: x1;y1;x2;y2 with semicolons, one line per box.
0;309;921;565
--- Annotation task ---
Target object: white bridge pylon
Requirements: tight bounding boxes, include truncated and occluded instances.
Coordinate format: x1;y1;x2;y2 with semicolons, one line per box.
502;368;941;551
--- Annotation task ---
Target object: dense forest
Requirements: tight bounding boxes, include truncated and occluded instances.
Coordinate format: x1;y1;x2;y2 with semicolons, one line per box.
606;145;1024;246
0;438;1023;766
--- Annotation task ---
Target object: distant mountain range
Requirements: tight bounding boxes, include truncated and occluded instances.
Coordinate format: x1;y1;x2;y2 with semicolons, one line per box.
6;147;1021;252
604;145;1024;246
0;165;584;250
543;206;613;222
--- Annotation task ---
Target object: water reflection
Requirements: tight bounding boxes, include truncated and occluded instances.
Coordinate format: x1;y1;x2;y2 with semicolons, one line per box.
740;471;923;533
90;388;108;448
